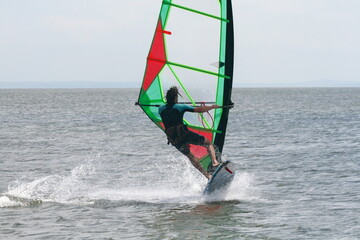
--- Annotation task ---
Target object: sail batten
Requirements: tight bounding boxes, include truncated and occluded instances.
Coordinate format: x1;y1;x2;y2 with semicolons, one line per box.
162;1;230;22
147;57;230;79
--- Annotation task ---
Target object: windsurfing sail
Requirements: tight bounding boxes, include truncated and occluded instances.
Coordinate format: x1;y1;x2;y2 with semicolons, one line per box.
136;0;234;171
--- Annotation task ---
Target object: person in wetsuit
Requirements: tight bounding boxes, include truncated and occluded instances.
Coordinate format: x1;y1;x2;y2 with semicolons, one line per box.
159;86;220;179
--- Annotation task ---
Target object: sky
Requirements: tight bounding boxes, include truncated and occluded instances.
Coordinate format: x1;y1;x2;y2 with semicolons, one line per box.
0;0;359;87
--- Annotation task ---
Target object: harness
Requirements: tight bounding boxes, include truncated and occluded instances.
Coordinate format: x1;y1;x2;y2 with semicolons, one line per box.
165;125;189;146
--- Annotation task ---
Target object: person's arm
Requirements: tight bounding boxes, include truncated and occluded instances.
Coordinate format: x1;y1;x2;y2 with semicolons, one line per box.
193;105;220;113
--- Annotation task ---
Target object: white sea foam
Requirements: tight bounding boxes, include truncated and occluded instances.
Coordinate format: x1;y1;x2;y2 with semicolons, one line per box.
87;155;259;205
1;150;258;208
225;172;261;201
0;196;21;208
3;159;98;206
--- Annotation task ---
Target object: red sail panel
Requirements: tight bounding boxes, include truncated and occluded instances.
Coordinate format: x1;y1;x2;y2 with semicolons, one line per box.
188;128;213;159
142;19;167;91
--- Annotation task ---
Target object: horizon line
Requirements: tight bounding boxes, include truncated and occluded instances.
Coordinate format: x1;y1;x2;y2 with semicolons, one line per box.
0;80;360;89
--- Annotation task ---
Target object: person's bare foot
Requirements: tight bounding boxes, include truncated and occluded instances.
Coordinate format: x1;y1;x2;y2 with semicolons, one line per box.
212;162;220;167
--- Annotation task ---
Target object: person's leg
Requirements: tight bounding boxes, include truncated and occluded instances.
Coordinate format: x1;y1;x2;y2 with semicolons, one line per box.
184;130;220;167
186;152;212;179
177;144;211;179
203;138;220;167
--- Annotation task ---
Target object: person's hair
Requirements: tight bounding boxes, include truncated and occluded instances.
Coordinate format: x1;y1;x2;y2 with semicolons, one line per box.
166;86;180;104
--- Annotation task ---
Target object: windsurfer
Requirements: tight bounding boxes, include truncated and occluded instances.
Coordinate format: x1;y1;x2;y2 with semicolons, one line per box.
159;86;220;179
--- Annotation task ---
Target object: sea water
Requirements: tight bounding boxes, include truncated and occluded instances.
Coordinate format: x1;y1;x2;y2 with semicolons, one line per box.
0;88;359;239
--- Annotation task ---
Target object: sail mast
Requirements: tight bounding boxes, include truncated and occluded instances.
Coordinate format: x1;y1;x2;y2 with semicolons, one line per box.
214;0;234;153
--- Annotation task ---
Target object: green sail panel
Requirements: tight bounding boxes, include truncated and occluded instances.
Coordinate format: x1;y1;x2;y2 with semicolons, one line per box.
137;0;234;171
